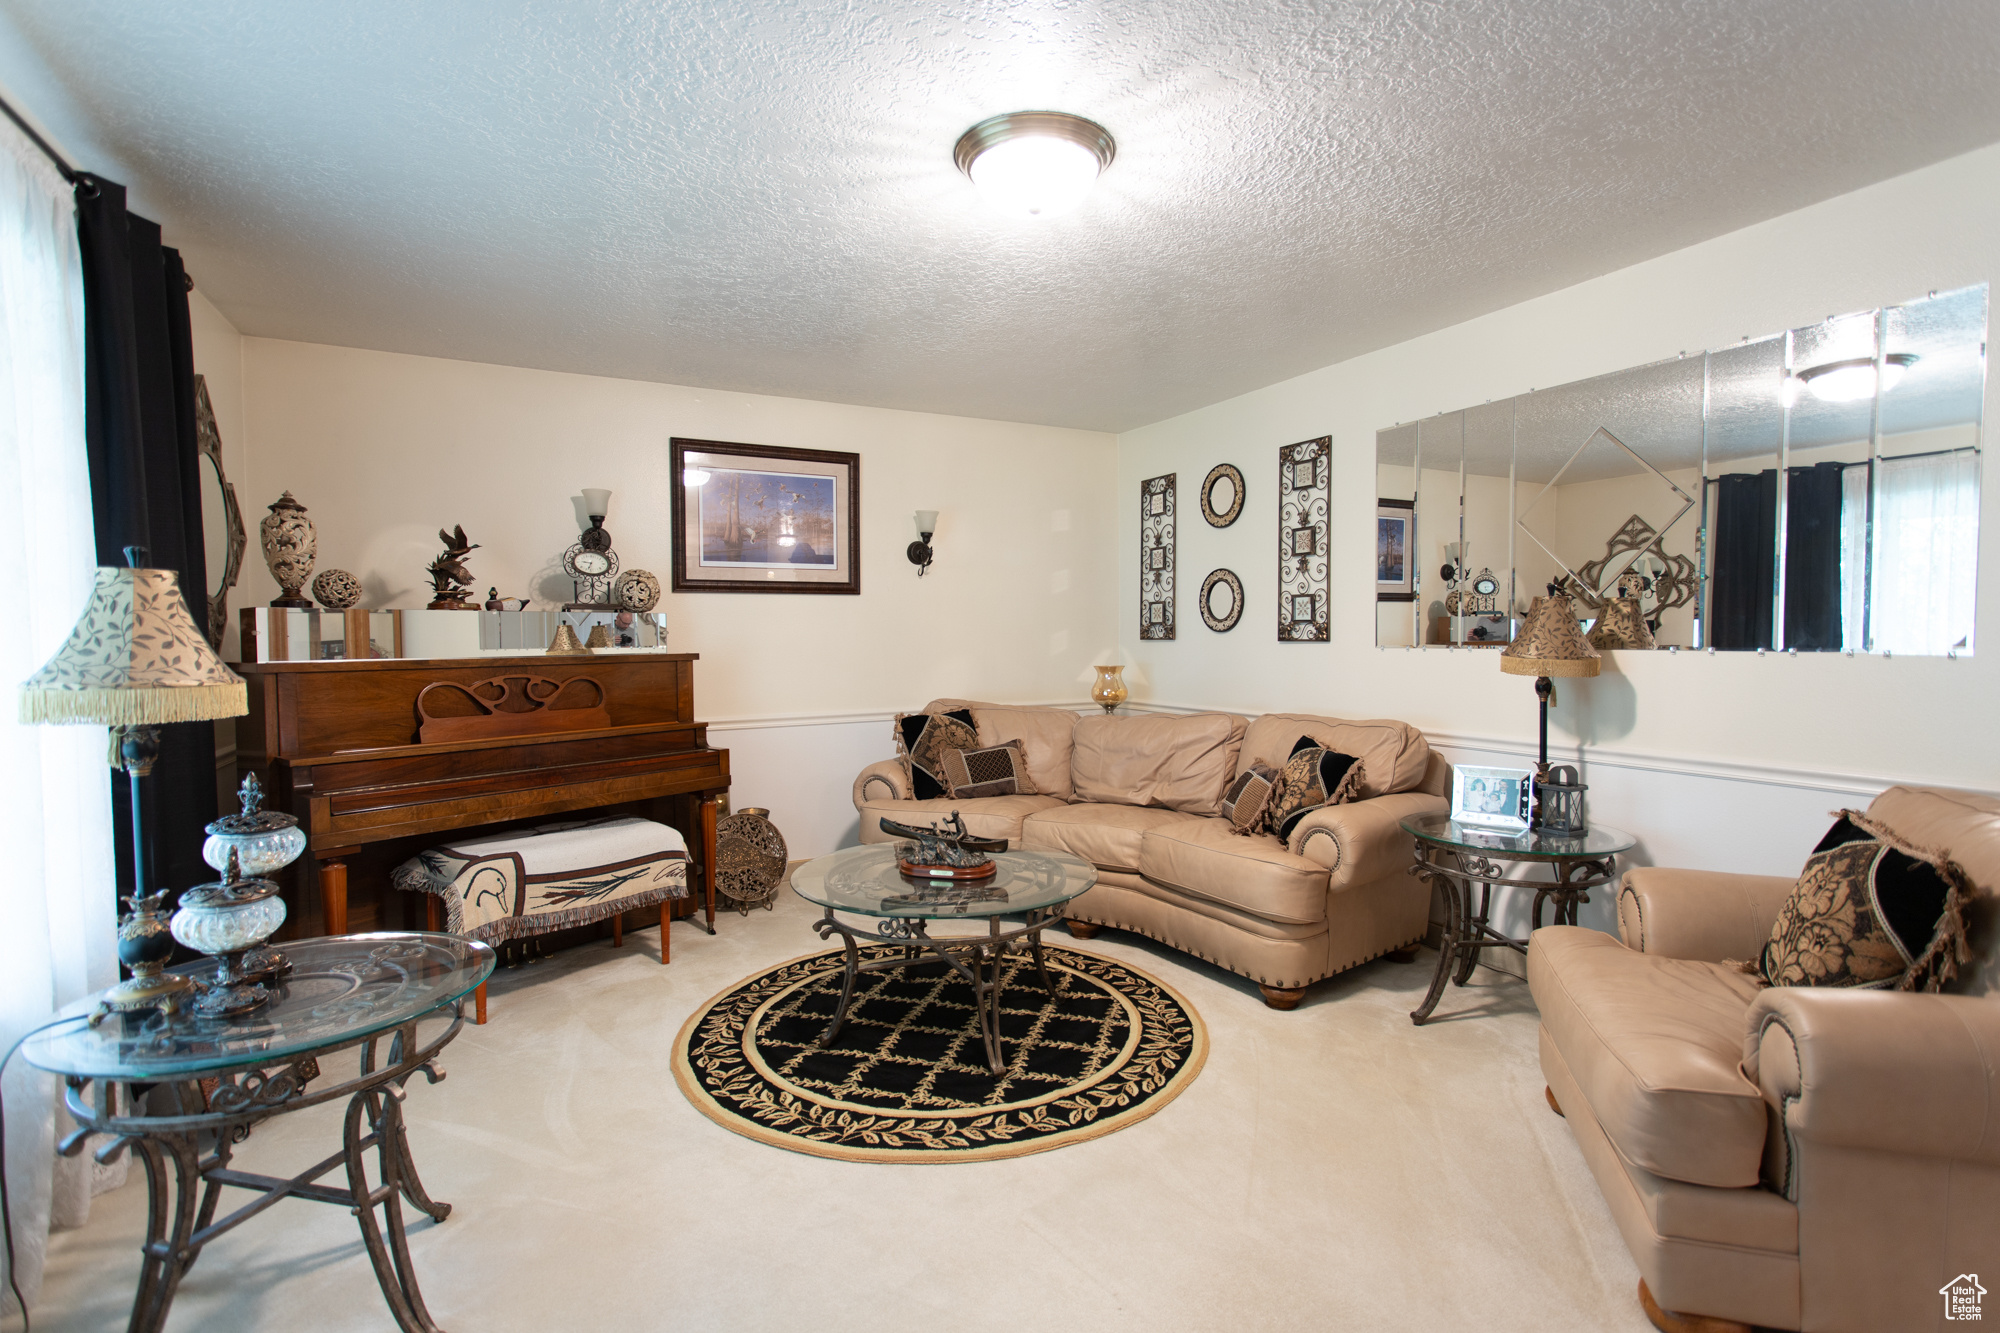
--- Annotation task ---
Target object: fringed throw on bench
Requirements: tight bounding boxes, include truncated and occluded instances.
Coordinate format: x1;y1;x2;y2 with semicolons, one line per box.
392;816;688;945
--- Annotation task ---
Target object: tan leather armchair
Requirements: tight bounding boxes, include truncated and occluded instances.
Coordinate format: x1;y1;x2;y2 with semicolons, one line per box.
1531;785;2000;1333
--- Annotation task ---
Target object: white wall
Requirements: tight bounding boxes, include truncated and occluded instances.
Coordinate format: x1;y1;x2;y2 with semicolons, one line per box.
235;340;1118;854
1119;142;2000;943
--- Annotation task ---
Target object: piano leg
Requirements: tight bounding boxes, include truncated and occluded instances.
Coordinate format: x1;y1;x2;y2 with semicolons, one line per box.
322;857;349;936
696;796;719;935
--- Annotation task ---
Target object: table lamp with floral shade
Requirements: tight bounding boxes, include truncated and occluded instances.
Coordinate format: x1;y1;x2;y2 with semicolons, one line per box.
16;548;249;1018
1499;589;1600;819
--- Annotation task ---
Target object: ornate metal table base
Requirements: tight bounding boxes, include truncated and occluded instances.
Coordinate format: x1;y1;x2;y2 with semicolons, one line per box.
1407;846;1618;1025
60;1012;465;1333
811;908;1067;1074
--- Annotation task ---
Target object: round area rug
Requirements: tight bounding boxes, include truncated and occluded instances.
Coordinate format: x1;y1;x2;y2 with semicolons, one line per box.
673;943;1206;1163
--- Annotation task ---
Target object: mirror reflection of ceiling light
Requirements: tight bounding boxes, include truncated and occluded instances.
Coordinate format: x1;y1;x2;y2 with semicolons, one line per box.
683;467;710;486
1792;353;1918;404
954;111;1115;218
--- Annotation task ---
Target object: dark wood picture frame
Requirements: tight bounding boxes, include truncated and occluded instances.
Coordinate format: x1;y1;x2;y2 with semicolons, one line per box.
670;437;861;595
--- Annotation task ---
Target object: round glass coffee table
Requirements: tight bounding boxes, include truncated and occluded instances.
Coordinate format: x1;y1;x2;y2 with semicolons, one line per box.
24;933;493;1333
1400;813;1636;1025
791;842;1096;1074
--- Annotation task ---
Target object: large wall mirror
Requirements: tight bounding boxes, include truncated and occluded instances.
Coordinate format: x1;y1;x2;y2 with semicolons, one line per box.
1375;284;1987;655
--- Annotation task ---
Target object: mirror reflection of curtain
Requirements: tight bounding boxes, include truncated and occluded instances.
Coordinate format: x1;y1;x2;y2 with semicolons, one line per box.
1710;466;1848;649
1709;472;1775;649
1784;463;1846;651
1839;466;1869;650
1870;451;1979;654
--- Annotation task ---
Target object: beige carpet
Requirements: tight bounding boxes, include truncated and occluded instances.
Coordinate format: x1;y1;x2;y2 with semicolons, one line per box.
22;888;1652;1332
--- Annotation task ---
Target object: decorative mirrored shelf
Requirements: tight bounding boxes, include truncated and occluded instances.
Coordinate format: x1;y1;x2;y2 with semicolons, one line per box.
1376;283;1987;656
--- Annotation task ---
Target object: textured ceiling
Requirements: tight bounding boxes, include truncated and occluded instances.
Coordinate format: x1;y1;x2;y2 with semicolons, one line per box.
6;0;2000;433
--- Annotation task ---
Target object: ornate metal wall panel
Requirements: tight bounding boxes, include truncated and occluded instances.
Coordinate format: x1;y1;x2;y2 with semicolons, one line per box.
1140;473;1176;640
1278;437;1330;641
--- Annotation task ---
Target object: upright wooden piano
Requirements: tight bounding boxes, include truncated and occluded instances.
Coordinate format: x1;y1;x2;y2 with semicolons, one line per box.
233;652;729;940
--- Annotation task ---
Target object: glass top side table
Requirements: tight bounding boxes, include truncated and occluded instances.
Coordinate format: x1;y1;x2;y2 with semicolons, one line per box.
791;843;1096;1073
24;933;495;1333
1400;814;1636;1026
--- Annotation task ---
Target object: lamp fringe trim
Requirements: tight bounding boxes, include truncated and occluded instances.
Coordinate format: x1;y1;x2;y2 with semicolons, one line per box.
17;682;247;727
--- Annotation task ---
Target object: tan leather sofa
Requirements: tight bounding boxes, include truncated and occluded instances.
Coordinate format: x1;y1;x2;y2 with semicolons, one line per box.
1528;785;2000;1333
852;700;1450;1007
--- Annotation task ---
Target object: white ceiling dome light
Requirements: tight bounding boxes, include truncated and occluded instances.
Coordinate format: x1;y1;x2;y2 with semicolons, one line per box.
954;111;1115;219
1793;353;1919;404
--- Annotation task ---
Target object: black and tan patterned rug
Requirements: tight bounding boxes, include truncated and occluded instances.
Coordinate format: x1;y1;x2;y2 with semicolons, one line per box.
673;943;1206;1163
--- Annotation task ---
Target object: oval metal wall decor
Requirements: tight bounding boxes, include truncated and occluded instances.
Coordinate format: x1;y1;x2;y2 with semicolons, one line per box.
1200;464;1244;528
1200;568;1244;632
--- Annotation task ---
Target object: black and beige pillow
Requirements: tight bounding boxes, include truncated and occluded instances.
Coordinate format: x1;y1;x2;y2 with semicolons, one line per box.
892;709;978;801
1761;809;1972;992
1265;735;1365;841
1220;763;1281;836
942;740;1039;800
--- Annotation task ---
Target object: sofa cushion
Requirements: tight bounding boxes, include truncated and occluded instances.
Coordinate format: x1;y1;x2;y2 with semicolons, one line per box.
941;740;1038;800
1762;810;1973;993
1266;738;1365;839
1070;712;1246;815
924;699;1079;801
893;710;977;800
857;794;1065;845
1020;803;1198;874
1238;712;1430;799
1865;785;2000;997
1138;816;1330;926
1219;763;1280;835
1528;925;1768;1189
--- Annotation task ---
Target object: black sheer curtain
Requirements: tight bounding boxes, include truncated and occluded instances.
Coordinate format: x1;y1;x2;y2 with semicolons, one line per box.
1784;462;1846;651
1709;471;1776;649
1708;465;1848;651
75;172;217;896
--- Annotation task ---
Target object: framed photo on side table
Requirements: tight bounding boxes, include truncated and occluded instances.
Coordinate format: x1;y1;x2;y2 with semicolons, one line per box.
1377;498;1415;602
670;438;860;595
1451;764;1533;833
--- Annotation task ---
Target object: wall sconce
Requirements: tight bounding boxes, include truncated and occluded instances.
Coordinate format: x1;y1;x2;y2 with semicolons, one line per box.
908;510;938;576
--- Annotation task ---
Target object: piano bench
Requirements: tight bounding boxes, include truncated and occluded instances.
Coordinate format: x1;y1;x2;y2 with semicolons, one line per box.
391;816;691;1023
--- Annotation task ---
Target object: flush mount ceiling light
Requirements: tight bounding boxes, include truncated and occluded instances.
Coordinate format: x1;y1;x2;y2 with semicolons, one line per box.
1792;353;1919;404
954;111;1115;218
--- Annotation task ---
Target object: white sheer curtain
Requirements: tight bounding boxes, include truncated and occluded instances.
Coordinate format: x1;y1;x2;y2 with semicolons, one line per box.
0;121;120;1316
1838;463;1870;652
1870;450;1980;655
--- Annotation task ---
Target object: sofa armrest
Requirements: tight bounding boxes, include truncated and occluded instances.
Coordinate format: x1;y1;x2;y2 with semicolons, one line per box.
853;760;909;808
1289;791;1448;891
1615;867;1795;962
1749;988;2000;1180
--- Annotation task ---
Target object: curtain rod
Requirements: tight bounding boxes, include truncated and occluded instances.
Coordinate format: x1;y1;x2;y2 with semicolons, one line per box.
0;89;79;186
1702;443;1979;486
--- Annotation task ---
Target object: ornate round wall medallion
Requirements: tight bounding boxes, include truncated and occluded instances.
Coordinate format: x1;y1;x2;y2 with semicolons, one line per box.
1200;464;1244;528
616;568;662;612
310;568;362;610
1200;568;1243;632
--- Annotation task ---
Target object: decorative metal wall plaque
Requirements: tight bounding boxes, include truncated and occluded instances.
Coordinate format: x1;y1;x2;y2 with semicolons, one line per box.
1199;568;1243;632
1277;437;1330;642
1140;473;1176;640
1200;463;1244;527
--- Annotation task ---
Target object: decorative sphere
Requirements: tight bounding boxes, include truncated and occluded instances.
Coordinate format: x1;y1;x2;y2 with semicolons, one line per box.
616;569;662;612
312;568;363;609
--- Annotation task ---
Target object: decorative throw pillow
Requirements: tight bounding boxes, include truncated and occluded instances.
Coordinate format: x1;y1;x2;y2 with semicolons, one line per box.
941;740;1039;800
1220;763;1280;836
1264;736;1365;841
1761;809;1972;992
893;709;978;801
